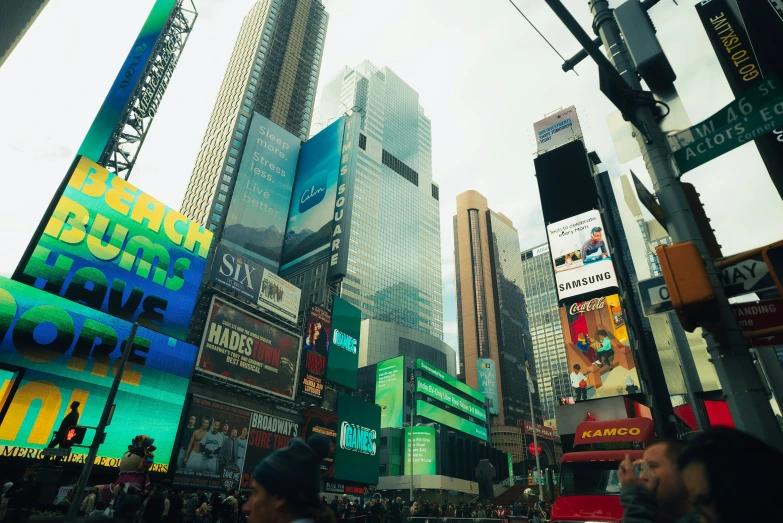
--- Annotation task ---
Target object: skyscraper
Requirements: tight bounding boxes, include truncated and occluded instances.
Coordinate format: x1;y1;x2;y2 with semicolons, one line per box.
453;191;543;444
520;243;571;421
0;1;50;68
285;61;444;341
181;0;327;230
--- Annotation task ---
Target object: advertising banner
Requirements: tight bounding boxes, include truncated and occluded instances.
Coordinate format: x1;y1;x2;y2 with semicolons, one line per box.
416;359;485;404
171;396;251;490
222;113;301;272
210;242;265;302
533;106;582;154
521;420;555;441
334;393;381;485
257;269;301;323
376;356;405;428
559;294;640;402
327;296;361;390
198;297;300;399
0;276;197;469
241;411;300;488
14;157;213;341
476;359;499;415
416;377;486;422
77;0;177;160
415;400;487;441
328;113;361;280
404;426;436;475
299;305;331;399
507;453;515;484
279;118;345;275
303;407;337;477
547;209;618;301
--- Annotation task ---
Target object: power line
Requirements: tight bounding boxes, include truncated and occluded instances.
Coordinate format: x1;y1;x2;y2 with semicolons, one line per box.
506;0;579;76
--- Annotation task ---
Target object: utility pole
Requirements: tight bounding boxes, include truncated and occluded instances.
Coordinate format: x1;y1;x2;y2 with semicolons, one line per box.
543;0;783;450
527;386;543;500
66;324;139;522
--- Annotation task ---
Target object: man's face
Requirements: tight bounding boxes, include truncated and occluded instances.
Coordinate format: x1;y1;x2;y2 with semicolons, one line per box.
240;428;248;439
644;443;686;515
212;420;221;433
223;423;229;433
201;419;210;430
231;429;238;439
243;480;283;523
591;231;602;244
682;462;715;523
189;416;197;427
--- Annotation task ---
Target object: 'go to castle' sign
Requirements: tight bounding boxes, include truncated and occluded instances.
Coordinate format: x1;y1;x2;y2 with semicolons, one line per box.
671;76;783;174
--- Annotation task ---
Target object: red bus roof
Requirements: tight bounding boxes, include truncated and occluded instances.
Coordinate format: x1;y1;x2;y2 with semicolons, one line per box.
562;449;644;463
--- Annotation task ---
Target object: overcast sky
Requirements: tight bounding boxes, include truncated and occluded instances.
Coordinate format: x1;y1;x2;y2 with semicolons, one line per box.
2;0;782;354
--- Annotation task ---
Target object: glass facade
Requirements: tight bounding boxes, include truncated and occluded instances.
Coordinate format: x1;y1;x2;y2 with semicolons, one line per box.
468;210;490;358
519;244;570;421
181;0;327;230
291;62;443;340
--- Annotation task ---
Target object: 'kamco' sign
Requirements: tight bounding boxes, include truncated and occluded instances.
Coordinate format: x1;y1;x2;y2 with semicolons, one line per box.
573;418;655;446
581;426;641;438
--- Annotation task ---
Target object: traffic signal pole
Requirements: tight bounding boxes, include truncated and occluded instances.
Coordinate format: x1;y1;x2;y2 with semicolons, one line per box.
543;0;783;450
65;323;139;522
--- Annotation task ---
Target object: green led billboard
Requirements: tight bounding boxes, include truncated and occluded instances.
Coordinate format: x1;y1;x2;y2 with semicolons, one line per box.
477;358;500;415
508;453;515;486
335;393;381;485
404;426;436;475
416;400;487;441
376;356;404;428
416;376;486;421
327;296;361;389
416;359;484;403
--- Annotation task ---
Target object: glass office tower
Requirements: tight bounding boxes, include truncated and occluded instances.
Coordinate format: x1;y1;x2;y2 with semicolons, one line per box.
520;243;571;421
181;0;328;230
286;61;444;340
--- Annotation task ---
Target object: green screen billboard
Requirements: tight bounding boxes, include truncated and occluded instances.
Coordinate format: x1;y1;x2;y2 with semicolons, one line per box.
404;426;436;475
376;356;404;428
416;376;486;421
477;358;500;415
335;393;381;485
416;358;484;404
416;400;487;441
327;296;361;389
507;453;515;485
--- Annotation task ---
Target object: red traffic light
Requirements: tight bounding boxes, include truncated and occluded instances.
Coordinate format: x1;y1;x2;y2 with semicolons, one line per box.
64;426;87;445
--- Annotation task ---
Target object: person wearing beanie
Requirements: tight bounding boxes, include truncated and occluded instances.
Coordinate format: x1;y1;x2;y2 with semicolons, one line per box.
243;435;333;523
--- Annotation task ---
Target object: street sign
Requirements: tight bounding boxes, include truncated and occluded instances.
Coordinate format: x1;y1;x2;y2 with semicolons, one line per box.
671;76;783;174
41;448;72;458
638;276;673;316
631;170;667;230
731;298;783;347
719;255;776;297
763;242;783;296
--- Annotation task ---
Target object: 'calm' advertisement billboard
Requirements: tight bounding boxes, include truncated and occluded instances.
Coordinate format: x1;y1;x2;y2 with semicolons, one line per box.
334;393;380;485
0;276;197;469
222;113;301;272
279;118;345;275
376;356;404;428
327;296;361;390
14;157;213;341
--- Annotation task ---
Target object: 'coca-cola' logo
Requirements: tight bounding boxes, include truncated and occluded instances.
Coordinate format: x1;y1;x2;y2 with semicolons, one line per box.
569;297;606;315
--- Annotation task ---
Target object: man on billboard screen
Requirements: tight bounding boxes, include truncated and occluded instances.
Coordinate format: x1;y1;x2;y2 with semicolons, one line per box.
547;209;618;301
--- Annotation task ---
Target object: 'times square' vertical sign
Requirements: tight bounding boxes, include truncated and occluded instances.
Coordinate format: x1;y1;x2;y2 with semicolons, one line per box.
14;157;213;341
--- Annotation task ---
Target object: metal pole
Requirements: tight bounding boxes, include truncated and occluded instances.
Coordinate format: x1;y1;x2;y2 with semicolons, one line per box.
409;398;414;503
527;385;543;500
579;0;783;449
66;323;139;522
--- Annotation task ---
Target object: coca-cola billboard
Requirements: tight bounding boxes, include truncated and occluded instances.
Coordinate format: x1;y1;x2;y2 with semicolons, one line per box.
559;294;640;403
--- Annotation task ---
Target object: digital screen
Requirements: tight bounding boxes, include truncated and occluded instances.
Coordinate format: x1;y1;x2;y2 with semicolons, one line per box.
559;294;640;402
327;296;361;390
334;393;380;485
303;407;337;478
416;400;487;441
547;209;618;301
222;113;301;272
376;356;404;428
404;426;436;475
279;118;345;275
476;358;499;415
0;276;197;469
15;157;213;341
416;376;486;421
416;358;484;403
198;297;301;399
299;305;331;399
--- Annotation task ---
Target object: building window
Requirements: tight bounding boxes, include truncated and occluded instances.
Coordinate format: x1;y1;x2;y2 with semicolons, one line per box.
212;213;221;223
359;133;366;150
208;224;217;232
215;203;224;212
218;193;226;202
468;209;490;358
228;157;236;166
225;165;234;174
220;184;229;192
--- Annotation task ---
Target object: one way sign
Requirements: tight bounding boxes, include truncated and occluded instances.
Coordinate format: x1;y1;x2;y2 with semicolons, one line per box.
719;255;776;297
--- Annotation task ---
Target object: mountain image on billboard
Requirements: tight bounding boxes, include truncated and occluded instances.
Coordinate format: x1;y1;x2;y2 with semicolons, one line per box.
279;118;345;274
222;113;301;271
559;294;640;402
376;356;404;428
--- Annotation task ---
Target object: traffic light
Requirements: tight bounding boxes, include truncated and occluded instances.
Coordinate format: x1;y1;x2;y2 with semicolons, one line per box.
63;426;87;447
682;183;722;260
656;243;717;331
